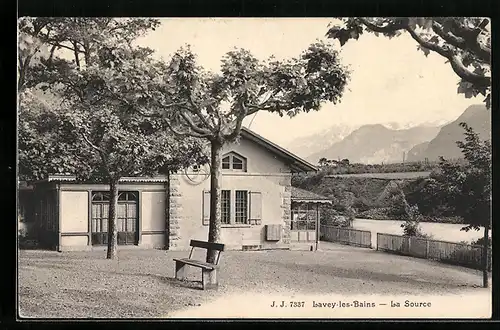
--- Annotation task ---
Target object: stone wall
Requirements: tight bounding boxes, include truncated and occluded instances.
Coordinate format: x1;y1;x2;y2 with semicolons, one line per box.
168;175;182;250
280;175;292;244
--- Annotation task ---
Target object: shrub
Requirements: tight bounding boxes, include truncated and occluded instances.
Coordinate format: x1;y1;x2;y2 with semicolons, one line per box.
471;236;491;247
321;207;352;227
18;226;28;238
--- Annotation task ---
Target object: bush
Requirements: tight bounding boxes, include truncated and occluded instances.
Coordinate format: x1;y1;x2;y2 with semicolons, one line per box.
18;226;28;238
471;236;491;247
320;207;351;227
401;219;433;239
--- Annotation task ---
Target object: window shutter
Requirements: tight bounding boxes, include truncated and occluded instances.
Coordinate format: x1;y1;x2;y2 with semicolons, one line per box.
249;191;262;225
202;190;210;226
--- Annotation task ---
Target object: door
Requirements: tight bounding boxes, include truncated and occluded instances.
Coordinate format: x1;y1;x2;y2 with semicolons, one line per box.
290;202;317;242
117;192;138;245
91;191;138;245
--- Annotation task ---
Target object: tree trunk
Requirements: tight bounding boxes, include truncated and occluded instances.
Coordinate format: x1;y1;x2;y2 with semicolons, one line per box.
106;178;119;260
482;225;489;288
206;140;222;263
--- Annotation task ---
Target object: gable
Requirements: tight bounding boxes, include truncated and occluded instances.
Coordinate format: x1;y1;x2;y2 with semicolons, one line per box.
193;128;316;174
240;128;316;172
221;138;289;173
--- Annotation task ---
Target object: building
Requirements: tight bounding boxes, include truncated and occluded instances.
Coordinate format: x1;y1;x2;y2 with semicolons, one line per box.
19;127;332;252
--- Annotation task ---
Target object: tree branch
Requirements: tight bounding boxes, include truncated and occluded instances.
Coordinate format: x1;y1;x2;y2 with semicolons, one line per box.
71;41;81;69
47;44;57;66
163;118;210;138
224;102;248;140
432;20;490;64
356;18;490;88
44;40;80;53
18;53;33;91
358;17;408;33
245;89;281;116
178;111;212;136
80;131;108;165
405;25;490;88
189;93;213;131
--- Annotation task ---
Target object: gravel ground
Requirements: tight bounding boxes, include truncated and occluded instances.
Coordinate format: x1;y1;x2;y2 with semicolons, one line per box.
18;242;491;319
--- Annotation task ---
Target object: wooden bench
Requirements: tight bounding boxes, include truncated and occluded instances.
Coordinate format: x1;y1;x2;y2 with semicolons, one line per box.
173;240;225;290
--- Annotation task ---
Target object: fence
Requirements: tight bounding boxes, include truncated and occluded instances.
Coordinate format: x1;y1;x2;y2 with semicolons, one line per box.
320;225;372;248
376;233;492;272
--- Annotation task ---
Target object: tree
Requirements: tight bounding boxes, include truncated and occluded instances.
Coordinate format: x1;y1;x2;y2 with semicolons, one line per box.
117;42;350;262
425;123;491;287
318;157;329;167
18;18;207;259
326;17;491;108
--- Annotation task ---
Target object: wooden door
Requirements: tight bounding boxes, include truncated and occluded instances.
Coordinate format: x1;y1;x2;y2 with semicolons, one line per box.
91;191;138;246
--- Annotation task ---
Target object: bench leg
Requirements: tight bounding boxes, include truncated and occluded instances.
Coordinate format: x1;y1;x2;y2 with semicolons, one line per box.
175;261;187;280
201;268;218;290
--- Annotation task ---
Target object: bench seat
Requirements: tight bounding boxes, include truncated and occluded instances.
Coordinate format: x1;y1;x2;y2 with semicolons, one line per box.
173;258;218;270
172;240;225;290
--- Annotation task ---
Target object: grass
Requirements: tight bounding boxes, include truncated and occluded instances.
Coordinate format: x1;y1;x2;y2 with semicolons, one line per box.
18;243;490;318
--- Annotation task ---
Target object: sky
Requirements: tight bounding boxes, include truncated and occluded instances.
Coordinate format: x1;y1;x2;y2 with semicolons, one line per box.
138;18;483;145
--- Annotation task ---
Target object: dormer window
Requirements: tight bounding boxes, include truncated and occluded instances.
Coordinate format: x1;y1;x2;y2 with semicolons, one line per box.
221;152;247;171
222;156;231;169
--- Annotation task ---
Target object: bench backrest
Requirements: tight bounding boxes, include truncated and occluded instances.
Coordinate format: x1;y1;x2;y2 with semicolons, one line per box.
190;240;225;251
188;240;225;266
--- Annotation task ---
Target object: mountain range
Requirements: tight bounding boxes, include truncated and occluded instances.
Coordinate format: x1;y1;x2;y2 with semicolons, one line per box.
304;124;441;164
407;104;491;162
285;124;359;161
286;104;490;165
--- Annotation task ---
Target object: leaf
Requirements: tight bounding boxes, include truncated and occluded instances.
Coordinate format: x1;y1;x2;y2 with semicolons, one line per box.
457;80;473;95
429;35;439;43
408;18;418;30
484;94;491;109
416;45;430;57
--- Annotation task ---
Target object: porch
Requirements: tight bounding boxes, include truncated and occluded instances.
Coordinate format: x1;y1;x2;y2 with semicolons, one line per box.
290;187;332;249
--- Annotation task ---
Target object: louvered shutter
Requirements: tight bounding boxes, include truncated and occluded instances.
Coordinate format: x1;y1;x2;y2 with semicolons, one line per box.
202;190;210;225
249;191;262;225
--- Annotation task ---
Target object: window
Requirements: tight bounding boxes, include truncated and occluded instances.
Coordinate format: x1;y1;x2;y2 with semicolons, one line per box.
221;152;246;171
235;190;248;224
222;156;231;169
291;203;317;231
232;157;243;170
221;190;231;224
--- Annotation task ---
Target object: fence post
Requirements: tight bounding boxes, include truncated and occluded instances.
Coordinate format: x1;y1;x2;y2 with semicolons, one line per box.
376;233;379;251
425;239;429;259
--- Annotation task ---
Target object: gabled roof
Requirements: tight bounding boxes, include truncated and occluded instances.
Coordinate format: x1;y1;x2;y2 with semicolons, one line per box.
291;187;332;204
240;127;317;173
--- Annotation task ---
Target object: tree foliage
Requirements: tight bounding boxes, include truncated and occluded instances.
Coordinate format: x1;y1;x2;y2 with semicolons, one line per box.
421;122;491;287
107;40;350;262
425;122;491;232
18;18;207;258
18;90;94;182
326;17;491;108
